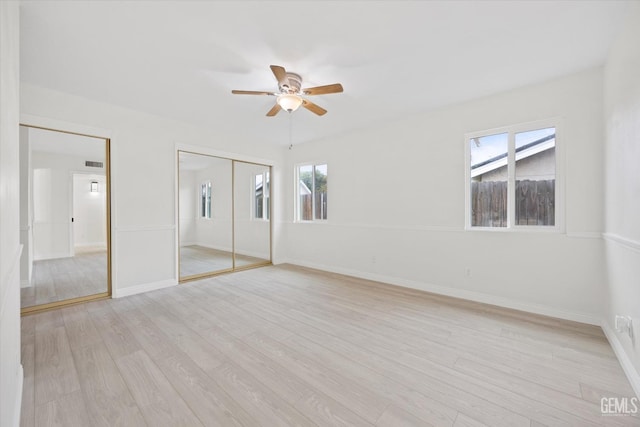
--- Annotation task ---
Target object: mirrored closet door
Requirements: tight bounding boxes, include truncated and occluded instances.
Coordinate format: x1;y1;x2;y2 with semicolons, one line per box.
20;125;111;314
178;152;233;278
233;161;271;268
178;151;271;282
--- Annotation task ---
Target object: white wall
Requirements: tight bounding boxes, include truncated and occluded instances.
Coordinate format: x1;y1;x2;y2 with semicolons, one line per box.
178;169;196;245
19;126;33;286
31;151;104;260
21;84;283;296
0;3;22;427
73;174;107;247
603;2;640;396
284;67;605;324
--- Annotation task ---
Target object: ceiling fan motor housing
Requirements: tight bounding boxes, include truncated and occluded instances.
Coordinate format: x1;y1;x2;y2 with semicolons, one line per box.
281;72;302;93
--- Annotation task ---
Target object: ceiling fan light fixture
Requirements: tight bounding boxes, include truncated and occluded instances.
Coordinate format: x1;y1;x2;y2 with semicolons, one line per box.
277;94;303;112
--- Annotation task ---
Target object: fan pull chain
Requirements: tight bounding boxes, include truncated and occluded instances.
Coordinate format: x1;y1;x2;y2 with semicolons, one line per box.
288;112;293;150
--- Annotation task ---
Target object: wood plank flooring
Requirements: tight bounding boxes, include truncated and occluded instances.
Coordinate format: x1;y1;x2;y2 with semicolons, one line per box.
21;249;108;308
179;245;268;278
21;264;638;426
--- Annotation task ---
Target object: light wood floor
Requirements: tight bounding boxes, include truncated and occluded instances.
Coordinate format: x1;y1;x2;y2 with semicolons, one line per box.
21;249;108;308
179;245;268;278
21;265;638;426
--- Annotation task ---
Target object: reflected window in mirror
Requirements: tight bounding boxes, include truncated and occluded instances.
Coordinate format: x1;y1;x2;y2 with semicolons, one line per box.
254;171;270;220
200;181;212;219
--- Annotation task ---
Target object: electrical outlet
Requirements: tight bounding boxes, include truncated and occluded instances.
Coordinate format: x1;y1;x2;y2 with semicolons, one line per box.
615;315;634;340
371;256;376;264
465;268;472;277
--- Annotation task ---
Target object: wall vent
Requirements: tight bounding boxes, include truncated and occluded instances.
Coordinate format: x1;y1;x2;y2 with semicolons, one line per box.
85;160;104;168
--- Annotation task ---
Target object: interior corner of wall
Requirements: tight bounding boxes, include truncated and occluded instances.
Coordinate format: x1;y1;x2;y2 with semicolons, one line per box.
601;319;640;399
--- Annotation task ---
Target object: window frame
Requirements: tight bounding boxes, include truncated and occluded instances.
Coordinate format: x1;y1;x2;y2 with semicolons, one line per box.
294;162;328;223
252;171;270;221
464;118;564;233
200;180;212;220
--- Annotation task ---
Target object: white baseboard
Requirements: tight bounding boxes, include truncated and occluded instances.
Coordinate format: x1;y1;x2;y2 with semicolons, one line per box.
601;321;640;398
34;252;72;261
272;257;287;266
284;258;601;326
112;279;177;298
13;364;23;427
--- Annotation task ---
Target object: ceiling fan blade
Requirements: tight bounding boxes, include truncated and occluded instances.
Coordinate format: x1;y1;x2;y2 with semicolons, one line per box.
231;90;275;95
302;83;344;96
270;65;290;89
302;99;327;116
266;103;282;117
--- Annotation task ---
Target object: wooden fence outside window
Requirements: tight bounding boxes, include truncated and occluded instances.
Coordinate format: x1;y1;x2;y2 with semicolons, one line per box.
471;179;555;227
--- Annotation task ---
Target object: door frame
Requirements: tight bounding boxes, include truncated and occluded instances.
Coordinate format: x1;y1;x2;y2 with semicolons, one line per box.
19;122;112;315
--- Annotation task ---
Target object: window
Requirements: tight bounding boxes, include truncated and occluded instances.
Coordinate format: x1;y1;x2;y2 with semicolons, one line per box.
254;171;270;220
200;181;212;219
297;163;327;221
466;121;558;229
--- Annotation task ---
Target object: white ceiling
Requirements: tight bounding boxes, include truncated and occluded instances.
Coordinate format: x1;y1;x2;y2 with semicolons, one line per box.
20;1;630;146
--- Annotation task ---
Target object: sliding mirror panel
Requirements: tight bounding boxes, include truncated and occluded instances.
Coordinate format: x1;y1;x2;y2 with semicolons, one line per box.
178;152;233;280
233;161;272;268
20;125;111;313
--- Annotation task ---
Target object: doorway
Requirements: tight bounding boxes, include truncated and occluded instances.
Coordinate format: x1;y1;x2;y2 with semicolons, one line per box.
72;173;107;254
20;125;111;314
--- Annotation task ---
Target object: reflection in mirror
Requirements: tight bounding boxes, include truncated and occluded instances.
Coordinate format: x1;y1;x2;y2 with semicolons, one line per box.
178;152;233;279
234;161;271;268
20;126;110;310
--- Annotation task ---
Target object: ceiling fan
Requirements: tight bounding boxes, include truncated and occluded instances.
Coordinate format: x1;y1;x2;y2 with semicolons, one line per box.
232;65;343;116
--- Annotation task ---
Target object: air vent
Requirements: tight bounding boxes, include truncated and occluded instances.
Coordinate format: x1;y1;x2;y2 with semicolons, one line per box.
85;161;104;168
